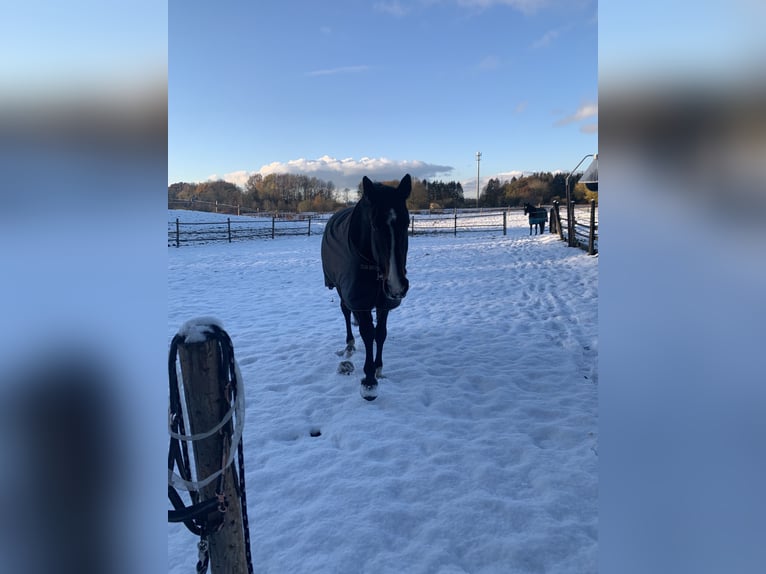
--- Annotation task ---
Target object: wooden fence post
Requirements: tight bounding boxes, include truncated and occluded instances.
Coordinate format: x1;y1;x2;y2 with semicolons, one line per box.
176;218;180;248
307;216;312;236
552;202;562;240
227;218;232;243
410;216;415;236
271;216;276;239
502;210;507;235
177;330;249;573
568;201;576;247
454;212;458;236
588;199;597;255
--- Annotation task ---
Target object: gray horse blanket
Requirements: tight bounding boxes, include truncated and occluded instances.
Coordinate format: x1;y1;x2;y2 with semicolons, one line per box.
321;207;401;313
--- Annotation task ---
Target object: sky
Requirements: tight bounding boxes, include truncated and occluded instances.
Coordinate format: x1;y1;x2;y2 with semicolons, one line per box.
168;210;598;572
169;0;598;197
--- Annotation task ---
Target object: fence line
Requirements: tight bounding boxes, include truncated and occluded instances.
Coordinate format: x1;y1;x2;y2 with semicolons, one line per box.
550;200;598;255
168;207;599;249
168;199;324;219
409;210;508;236
169;198;248;215
169;210;515;247
169;215;329;247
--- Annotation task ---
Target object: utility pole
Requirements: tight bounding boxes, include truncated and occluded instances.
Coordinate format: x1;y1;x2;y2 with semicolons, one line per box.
475;151;481;208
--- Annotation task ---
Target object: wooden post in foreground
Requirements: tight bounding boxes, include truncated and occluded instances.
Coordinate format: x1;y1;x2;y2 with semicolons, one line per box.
178;333;248;574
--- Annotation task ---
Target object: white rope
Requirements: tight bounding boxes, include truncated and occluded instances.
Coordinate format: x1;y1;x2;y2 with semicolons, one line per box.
168;401;235;442
168;361;246;492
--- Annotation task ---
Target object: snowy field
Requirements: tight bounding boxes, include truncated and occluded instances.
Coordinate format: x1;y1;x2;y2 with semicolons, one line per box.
168;209;598;573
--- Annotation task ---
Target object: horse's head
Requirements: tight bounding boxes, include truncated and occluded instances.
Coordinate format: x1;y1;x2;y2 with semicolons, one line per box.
361;174;411;301
523;203;530;215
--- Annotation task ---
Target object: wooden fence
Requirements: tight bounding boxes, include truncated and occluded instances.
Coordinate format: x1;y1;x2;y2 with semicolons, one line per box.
169;198;255;216
168;215;325;247
169;210;513;247
168;207;599;249
408;210;509;236
550;200;598;255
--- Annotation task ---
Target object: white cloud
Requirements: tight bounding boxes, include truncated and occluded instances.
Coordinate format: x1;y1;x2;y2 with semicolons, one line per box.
531;28;561;49
373;0;557;19
374;1;410;17
495;169;524;181
215;156;454;189
479;55;501;70
457;0;550;15
554;101;598;127
306;65;370;77
580;123;597;134
211;170;250;187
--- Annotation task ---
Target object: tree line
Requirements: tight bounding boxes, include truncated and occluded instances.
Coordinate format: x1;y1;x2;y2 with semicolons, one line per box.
168;173;341;213
168;171;596;214
479;172;596;208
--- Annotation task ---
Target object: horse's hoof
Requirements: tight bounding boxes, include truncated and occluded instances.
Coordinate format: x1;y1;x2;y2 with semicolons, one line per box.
360;381;378;401
337;360;354;375
336;343;355;357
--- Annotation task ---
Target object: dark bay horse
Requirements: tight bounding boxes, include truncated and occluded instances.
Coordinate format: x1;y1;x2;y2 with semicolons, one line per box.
321;174;411;400
524;203;547;235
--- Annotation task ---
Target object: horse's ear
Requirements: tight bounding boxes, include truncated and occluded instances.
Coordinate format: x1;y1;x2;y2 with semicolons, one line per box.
362;176;377;201
398;174;412;199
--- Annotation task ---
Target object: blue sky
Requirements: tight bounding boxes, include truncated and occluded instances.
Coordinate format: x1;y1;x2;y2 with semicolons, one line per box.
169;0;597;196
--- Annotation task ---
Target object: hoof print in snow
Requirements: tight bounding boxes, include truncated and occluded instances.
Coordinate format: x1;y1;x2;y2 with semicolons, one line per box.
337;360;355;375
309;428;322;437
360;382;378;401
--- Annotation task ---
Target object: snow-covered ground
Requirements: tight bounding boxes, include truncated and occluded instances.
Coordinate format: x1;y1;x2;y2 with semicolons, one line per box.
168;209;598;573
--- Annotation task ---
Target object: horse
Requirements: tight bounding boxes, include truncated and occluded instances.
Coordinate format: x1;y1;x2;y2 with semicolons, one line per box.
321;174;412;401
523;203;547;235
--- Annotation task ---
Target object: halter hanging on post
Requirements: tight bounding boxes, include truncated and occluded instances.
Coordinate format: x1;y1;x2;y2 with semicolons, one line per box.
167;321;253;574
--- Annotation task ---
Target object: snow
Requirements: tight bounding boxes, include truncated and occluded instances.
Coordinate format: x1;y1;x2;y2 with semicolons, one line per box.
177;316;226;343
168;209;598;573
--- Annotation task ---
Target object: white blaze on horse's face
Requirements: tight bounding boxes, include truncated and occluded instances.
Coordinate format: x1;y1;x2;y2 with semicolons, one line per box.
385;208;407;299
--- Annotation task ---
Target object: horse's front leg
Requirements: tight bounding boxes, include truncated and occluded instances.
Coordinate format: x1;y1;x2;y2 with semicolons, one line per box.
340;300;355;355
373;308;389;378
354;310;378;400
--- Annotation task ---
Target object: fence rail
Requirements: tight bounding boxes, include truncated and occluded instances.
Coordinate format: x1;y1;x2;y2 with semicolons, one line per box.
409;210;509;236
550;200;598;255
168;206;598;250
168;215;329;246
169;210;516;247
168;198;254;216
